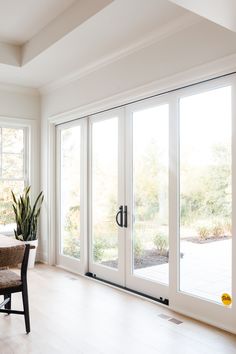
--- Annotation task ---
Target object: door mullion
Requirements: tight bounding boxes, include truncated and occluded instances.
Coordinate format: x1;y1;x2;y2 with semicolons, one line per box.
169;96;179;306
125;106;133;287
118;108;126;286
231;78;236;315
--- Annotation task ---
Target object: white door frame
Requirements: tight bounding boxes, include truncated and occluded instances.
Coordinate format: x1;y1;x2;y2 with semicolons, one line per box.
169;76;236;333
125;95;170;300
55;118;88;274
88;107;126;285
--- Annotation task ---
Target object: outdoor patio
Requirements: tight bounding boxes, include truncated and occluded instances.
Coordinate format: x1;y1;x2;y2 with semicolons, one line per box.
135;239;232;303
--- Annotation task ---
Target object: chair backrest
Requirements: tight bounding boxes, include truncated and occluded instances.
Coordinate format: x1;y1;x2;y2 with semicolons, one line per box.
0;244;26;268
21;244;30;279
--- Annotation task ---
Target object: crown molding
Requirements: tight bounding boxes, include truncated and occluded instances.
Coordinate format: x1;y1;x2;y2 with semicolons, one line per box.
0;81;39;96
40;13;202;95
0;115;38;124
48;52;236;124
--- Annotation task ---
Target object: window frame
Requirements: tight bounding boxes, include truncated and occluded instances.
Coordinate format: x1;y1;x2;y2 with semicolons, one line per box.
0;116;36;236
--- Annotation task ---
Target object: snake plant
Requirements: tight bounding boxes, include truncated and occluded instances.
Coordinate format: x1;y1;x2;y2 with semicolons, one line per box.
11;186;44;241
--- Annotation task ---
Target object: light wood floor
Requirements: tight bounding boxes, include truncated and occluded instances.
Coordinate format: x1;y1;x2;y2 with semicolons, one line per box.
0;264;236;354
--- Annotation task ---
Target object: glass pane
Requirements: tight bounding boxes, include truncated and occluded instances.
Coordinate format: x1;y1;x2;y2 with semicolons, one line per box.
132;104;169;284
2;153;24;179
180;86;232;303
2;128;24;153
0;129;1;172
60;126;80;259
0;180;24;233
92;117;118;268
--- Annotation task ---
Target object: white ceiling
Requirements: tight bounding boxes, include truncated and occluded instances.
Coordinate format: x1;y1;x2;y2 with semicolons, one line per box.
0;0;196;90
0;0;236;91
169;0;236;32
31;0;189;87
0;0;76;45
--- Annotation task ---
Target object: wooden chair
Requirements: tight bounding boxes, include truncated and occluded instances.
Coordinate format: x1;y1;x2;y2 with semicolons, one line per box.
0;244;31;333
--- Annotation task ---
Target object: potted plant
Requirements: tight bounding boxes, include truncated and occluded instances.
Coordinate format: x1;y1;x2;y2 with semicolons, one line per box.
11;186;44;268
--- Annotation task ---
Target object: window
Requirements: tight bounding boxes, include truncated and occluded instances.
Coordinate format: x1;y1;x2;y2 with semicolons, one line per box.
0;126;28;234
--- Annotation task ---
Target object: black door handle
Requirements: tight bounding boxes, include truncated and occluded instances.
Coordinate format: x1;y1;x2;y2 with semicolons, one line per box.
124;205;128;228
116;206;123;227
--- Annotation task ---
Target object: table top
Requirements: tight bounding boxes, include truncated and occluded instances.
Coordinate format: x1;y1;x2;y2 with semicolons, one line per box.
0;234;23;248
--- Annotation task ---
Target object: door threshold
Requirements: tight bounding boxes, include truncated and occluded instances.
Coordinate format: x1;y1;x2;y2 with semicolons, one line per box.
85;272;169;306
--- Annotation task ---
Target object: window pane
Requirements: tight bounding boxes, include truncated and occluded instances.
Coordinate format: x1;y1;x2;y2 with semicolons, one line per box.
92;117;118;268
2;153;24;179
0;127;26;234
0;130;1;170
0;180;25;233
179;86;232;303
132;104;169;284
2;128;24;153
60;126;81;259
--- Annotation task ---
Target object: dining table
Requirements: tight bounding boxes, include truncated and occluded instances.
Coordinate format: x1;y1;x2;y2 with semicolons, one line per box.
0;234;23;248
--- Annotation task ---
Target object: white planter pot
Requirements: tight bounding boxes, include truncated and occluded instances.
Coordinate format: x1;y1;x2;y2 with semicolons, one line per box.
24;239;38;268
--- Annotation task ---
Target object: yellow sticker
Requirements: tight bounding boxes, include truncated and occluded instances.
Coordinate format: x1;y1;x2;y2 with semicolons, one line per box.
221;293;232;306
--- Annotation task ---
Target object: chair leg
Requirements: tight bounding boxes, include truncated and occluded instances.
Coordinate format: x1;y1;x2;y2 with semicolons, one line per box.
22;286;30;334
4;294;11;314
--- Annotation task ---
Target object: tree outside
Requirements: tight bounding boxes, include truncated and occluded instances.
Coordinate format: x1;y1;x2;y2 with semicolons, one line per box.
0;127;25;233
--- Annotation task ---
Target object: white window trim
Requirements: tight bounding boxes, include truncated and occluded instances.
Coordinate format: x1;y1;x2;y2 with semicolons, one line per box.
0;116;39;236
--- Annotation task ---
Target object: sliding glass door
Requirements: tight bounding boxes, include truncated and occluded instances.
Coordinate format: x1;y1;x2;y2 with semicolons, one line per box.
179;86;232;303
125;98;169;300
56;119;87;273
56;75;236;332
171;81;236;332
88;109;125;285
88;101;169;300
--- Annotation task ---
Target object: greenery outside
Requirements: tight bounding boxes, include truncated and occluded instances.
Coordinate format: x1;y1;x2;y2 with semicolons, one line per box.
58;97;232;270
0;128;25;232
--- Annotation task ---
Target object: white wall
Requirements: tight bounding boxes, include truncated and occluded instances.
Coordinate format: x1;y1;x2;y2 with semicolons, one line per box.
41;19;236;263
0;85;40;119
42;20;236;117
